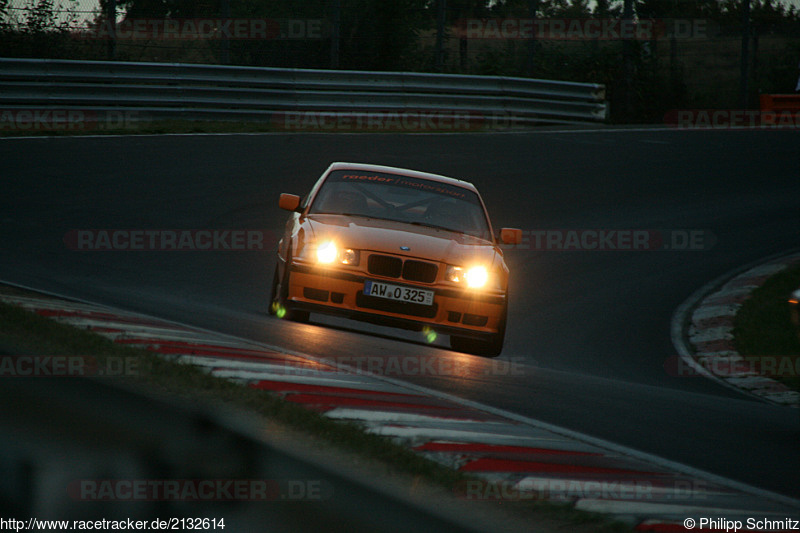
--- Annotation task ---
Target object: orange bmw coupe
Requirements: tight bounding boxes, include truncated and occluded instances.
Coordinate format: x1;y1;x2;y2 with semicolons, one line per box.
270;162;522;357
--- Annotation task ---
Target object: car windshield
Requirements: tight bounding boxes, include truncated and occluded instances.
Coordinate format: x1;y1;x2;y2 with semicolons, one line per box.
308;170;492;239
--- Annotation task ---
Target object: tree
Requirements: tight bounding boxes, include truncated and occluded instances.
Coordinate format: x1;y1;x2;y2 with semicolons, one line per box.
336;0;429;70
448;0;493;71
106;0;221;19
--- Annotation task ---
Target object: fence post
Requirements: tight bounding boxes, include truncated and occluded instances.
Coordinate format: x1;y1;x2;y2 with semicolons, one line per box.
106;0;116;61
435;0;446;72
526;0;539;76
220;0;230;65
740;0;751;109
330;0;340;69
622;0;634;117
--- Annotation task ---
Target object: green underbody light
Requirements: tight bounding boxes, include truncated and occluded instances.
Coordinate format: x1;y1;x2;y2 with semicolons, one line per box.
271;302;287;318
423;326;437;343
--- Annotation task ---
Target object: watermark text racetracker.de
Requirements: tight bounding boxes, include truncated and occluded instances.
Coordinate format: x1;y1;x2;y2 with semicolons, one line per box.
0;109;142;132
68;478;332;502
64;229;278;251
77;18;328;40
270;111;530;132
455;18;712;40
65;229;713;252
500;229;714;251
665;354;800;378
665;109;800;129
278;355;528;378
0;356;141;377
457;479;711;502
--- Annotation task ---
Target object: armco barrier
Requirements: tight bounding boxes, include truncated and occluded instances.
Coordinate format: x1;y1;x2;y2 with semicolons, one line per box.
0;57;607;126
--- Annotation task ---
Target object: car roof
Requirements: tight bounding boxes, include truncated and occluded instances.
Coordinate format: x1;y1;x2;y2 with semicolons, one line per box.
325;162;479;193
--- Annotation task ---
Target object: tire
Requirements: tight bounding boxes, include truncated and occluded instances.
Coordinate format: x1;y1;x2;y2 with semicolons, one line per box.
268;265;280;315
449;299;507;358
269;259;309;323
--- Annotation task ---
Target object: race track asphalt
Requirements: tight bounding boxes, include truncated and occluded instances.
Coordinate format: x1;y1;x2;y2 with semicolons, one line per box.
2;128;798;497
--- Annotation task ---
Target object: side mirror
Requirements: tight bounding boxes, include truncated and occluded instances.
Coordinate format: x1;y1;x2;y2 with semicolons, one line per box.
279;193;301;212
500;228;522;245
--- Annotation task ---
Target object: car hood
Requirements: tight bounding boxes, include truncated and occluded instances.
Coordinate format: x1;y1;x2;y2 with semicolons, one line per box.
305;214;499;267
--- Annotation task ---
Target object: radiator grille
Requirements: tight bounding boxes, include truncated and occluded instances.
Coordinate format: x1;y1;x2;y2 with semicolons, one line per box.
402;260;438;283
367;254;402;278
367;254;438;283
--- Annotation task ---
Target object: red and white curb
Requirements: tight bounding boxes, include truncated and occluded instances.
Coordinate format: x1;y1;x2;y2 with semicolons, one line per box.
3;290;799;530
681;253;800;407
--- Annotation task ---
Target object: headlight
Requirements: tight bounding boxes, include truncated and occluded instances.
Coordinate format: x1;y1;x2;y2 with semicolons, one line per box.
445;265;490;289
314;241;359;266
445;265;465;283
340;248;358;265
465;266;488;288
316;241;337;264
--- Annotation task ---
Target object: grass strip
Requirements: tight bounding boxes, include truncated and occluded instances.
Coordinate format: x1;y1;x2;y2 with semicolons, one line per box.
733;263;800;393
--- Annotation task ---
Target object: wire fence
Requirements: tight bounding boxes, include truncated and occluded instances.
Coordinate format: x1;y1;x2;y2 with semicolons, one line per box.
1;0;799;123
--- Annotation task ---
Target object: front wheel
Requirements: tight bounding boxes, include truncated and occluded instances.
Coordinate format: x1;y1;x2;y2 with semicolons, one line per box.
269;260;309;323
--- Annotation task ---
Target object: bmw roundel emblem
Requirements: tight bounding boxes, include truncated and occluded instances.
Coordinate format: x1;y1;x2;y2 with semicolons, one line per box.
400;246;410;251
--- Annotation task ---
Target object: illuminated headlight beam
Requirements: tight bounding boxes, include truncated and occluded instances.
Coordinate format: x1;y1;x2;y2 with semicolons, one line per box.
316;241;338;264
465;266;488;288
314;241;359;266
446;264;490;289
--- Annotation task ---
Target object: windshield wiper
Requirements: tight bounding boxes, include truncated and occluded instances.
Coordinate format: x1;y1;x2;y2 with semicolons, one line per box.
405;221;456;232
311;212;371;219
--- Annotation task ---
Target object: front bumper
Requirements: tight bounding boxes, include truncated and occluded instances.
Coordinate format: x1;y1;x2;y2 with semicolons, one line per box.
286;263;506;341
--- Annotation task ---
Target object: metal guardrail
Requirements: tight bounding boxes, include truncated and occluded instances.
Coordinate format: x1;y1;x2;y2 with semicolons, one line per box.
0;57;607;126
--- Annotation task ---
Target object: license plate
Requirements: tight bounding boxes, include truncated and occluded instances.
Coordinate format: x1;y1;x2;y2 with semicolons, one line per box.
363;280;434;306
